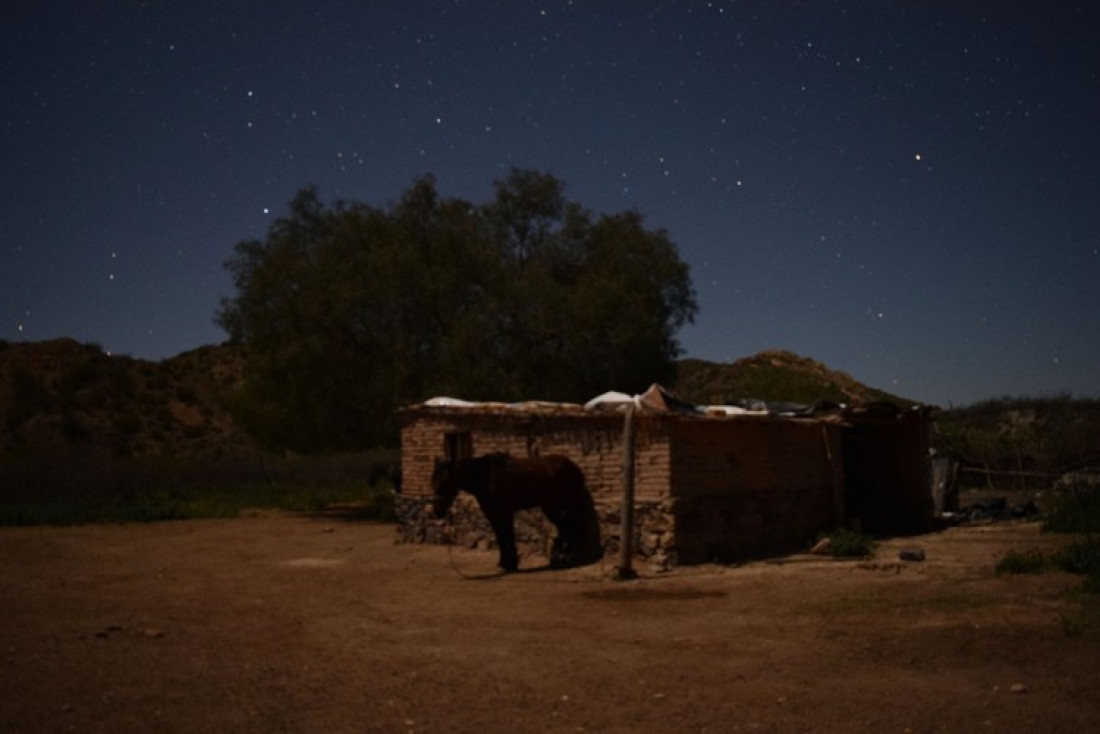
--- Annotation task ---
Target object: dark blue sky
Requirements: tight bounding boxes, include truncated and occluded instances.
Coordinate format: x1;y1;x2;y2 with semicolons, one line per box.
3;1;1098;406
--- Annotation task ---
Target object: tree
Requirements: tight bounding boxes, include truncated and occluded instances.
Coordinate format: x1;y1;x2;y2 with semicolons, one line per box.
216;170;697;451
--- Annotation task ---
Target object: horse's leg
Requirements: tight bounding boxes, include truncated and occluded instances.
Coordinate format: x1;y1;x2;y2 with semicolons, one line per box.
549;522;570;567
554;491;601;568
545;509;577;568
543;503;572;567
488;510;519;572
556;523;579;567
550;535;565;566
577;497;603;566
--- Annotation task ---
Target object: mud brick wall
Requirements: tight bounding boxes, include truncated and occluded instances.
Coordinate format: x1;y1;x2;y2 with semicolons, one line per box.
663;488;835;564
395;407;677;566
396;409;846;567
665;417;844;563
397;408;672;505
668;418;844;500
395;406;928;567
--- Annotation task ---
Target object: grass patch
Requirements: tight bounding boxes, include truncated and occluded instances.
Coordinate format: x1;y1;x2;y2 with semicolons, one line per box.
994;538;1100;595
1042;482;1100;534
1035;482;1100;593
1053;536;1100;588
826;528;875;557
996;547;1049;575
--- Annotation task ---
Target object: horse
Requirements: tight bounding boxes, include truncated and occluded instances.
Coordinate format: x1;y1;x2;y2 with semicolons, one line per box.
431;453;602;572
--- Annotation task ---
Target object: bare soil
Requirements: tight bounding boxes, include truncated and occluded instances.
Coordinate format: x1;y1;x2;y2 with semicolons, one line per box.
2;514;1097;733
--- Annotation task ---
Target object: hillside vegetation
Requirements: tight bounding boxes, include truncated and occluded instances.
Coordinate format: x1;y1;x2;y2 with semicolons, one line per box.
0;339;398;525
3;341;921;461
1;338;255;460
935;396;1100;489
4;338;1096;520
674;350;911;406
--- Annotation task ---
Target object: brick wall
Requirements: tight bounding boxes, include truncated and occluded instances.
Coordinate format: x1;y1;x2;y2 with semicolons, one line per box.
662;417;844;563
669;417;843;498
397;408;670;505
396;406;928;567
395;407;671;565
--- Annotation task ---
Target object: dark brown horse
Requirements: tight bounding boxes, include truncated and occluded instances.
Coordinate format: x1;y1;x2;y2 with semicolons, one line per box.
431;453;602;572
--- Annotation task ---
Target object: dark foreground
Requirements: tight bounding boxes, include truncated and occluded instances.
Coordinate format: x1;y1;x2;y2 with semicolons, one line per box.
1;514;1097;733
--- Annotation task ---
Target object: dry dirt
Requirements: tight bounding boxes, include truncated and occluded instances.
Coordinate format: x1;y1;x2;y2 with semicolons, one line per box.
2;514;1097;733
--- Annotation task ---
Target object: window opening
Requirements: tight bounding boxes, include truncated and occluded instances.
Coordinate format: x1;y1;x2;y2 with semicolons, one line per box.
444;431;472;462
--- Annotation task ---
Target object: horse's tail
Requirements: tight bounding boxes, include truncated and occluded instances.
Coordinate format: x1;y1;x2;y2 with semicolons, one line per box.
574;487;603;567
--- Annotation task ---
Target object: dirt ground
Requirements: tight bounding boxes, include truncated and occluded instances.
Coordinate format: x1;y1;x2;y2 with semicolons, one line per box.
2;513;1097;733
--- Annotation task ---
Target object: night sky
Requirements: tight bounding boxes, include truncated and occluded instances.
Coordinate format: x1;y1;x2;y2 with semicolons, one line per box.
3;1;1098;407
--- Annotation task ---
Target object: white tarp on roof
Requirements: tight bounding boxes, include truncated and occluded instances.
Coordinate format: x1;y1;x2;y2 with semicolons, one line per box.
422;384;781;416
701;404;767;416
423;396;478;408
583;391;635;410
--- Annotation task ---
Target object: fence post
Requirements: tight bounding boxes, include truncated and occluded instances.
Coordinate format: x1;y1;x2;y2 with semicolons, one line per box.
614;402;638;580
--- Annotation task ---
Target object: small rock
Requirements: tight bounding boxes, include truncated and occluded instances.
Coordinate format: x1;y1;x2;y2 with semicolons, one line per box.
142;628;164;639
899;547;926;562
810;537;833;555
647;554;672;573
1010;683;1028;694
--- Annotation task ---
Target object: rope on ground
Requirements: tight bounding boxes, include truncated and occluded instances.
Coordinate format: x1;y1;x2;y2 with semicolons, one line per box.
442;508;502;580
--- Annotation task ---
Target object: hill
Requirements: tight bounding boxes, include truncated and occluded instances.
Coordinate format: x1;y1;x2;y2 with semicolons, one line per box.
0;338;258;460
1;340;914;460
674;349;914;407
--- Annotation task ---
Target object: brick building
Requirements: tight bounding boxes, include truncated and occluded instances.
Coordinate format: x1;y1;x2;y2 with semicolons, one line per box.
395;386;933;567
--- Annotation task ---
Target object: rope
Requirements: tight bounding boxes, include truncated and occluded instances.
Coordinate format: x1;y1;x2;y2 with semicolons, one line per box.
438;507;628;583
441;506;504;580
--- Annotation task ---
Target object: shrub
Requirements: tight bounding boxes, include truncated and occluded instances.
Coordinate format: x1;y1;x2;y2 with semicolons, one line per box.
114;409;144;435
7;367;55;428
994;541;1100;594
1043;483;1100;534
828;529;875;557
1053;536;1100;584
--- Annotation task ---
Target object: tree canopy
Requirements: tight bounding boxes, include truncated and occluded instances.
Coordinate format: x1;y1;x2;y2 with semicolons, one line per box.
216;170;697;451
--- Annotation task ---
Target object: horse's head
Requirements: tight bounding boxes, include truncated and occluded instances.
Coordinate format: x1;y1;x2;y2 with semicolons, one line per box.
430;458;460;517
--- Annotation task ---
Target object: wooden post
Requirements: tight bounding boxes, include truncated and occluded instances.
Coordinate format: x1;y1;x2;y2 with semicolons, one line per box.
614;403;638;580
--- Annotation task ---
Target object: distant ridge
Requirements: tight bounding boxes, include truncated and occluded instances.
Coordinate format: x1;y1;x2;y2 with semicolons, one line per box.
674;349;915;407
0;338;257;459
1;340;915;458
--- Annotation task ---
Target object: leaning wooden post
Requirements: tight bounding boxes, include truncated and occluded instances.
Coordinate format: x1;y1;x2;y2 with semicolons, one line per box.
614;402;638;580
